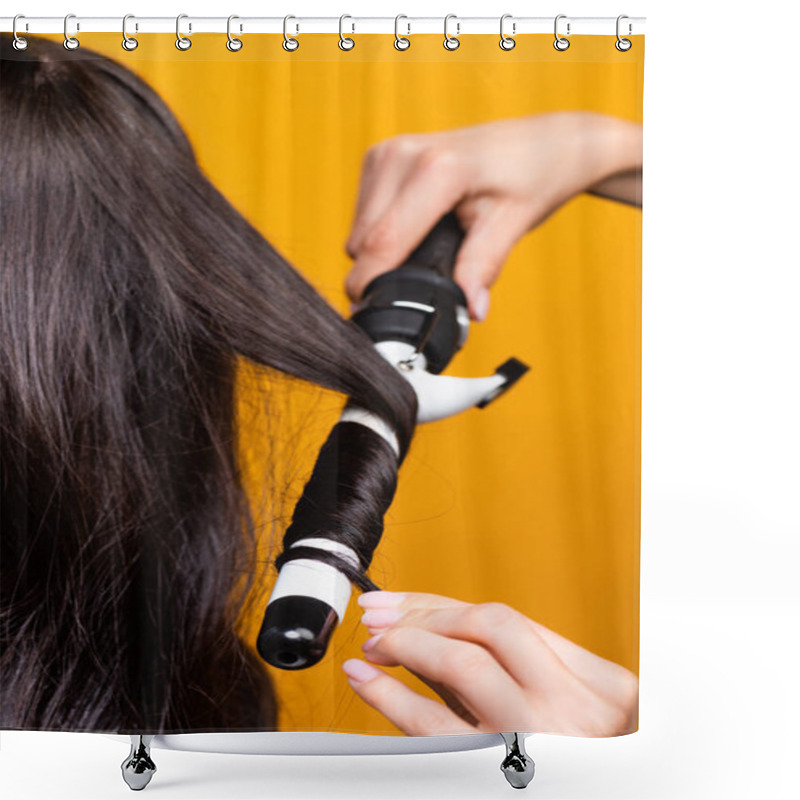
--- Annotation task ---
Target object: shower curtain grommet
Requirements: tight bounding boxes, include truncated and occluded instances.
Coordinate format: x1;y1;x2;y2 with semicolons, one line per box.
121;14;139;51
615;14;633;51
63;13;80;50
283;15;299;51
12;14;28;51
499;14;516;51
443;14;460;51
226;15;243;52
553;14;571;51
394;15;411;50
338;14;355;51
175;13;191;51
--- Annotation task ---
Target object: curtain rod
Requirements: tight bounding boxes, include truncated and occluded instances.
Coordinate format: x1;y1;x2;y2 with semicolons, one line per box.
1;16;646;36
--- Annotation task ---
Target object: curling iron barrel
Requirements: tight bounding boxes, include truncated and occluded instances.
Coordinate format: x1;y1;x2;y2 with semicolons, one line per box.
256;212;530;670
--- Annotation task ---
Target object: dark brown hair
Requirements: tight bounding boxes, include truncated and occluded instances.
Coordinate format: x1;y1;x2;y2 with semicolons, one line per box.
0;34;418;733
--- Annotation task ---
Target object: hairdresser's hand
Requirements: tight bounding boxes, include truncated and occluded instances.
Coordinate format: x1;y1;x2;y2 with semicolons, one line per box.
345;112;642;322
342;591;638;736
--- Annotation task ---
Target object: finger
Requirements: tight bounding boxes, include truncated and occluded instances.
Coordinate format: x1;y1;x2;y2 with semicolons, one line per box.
346;140;419;261
405;668;481;727
358;590;470;612
358;591;474;643
364;602;566;695
360;593;636;711
524;619;639;705
359;591;469;637
342;659;477;736
361;625;531;730
452;201;532;321
352;642;481;727
345;151;468;303
350;657;481;727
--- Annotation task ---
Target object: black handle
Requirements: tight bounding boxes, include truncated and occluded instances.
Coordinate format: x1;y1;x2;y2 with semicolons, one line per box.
399;211;465;281
351;212;469;374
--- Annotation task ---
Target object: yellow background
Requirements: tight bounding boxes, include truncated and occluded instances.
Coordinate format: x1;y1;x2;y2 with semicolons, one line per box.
37;32;643;735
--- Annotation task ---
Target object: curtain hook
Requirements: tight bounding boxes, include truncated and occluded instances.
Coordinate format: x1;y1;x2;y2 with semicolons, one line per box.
175;14;192;51
499;14;516;50
443;13;460;51
615;14;632;51
227;15;243;51
338;14;355;51
63;13;80;50
122;14;139;51
283;15;299;51
553;14;570;51
12;14;28;51
394;14;410;51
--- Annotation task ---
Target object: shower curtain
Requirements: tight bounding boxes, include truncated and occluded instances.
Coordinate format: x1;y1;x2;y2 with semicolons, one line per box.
0;25;643;740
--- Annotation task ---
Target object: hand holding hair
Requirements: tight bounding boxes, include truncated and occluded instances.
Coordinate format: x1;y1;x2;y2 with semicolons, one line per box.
343;591;639;737
345;112;643;323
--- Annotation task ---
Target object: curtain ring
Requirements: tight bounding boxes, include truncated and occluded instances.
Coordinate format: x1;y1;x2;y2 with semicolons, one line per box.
122;14;139;51
63;13;80;50
227;15;243;51
283;15;299;51
338;14;355;51
175;14;192;51
499;14;516;51
283;14;300;53
615;14;632;51
443;14;460;51
394;14;410;51
553;14;570;51
12;15;28;51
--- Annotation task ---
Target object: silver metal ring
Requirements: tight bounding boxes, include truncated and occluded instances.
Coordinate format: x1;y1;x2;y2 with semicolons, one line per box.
394;14;410;51
499;14;516;50
63;13;80;50
553;14;570;51
283;15;299;51
12;14;28;51
443;14;460;51
338;14;355;51
175;13;192;51
122;14;139;51
227;15;243;51
615;14;632;51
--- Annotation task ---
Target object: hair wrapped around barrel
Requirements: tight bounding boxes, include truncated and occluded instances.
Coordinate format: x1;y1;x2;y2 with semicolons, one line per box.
257;213;531;670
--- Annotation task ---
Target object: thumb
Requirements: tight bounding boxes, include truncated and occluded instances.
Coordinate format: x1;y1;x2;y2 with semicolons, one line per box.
453;204;532;322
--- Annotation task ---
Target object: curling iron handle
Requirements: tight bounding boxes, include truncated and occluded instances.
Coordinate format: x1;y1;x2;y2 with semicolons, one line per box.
401;211;465;280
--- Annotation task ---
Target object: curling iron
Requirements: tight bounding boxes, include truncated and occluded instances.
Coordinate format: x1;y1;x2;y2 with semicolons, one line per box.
256;212;530;670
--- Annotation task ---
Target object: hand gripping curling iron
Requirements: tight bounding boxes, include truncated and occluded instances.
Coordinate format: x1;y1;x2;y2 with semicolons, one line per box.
256;212;530;670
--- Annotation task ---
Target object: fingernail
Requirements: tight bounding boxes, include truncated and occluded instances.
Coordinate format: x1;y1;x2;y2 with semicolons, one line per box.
473;287;490;322
342;658;381;683
358;591;406;608
361;608;404;627
362;633;384;652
